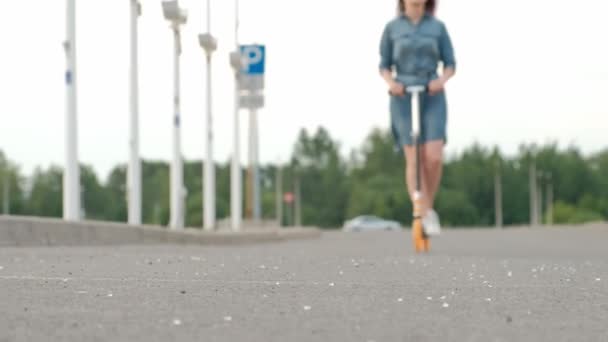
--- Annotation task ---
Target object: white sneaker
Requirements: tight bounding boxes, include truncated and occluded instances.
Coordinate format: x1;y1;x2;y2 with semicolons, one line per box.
422;209;441;236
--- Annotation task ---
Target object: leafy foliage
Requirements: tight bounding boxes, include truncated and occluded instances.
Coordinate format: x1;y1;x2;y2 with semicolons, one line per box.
2;127;606;229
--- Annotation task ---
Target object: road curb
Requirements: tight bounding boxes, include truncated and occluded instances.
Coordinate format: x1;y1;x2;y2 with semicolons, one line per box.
0;216;322;247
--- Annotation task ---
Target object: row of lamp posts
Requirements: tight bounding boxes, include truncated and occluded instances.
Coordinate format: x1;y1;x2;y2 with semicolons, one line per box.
63;0;251;231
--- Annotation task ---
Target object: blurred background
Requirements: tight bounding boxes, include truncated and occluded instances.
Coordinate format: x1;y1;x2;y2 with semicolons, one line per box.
0;0;606;229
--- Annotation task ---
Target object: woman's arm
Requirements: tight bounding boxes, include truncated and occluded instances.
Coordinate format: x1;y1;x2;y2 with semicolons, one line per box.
379;23;404;95
438;22;456;84
381;69;396;87
381;68;404;96
438;67;455;85
429;22;456;94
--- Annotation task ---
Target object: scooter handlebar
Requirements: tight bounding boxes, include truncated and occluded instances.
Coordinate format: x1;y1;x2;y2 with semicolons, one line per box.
388;83;428;96
405;85;427;93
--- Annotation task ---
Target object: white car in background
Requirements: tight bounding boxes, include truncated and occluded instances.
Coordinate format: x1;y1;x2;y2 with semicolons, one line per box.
342;215;402;232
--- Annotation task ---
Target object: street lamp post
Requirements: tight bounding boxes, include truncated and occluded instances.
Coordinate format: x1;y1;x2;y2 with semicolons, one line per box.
229;52;242;232
2;165;9;215
198;0;218;231
528;148;538;227
546;173;554;226
251;108;261;223
275;160;282;227
63;0;80;221
537;171;544;225
162;0;187;230
494;159;503;229
229;0;242;232
128;0;142;226
294;173;301;227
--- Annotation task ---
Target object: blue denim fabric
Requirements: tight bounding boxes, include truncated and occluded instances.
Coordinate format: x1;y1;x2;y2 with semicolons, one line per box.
379;14;456;149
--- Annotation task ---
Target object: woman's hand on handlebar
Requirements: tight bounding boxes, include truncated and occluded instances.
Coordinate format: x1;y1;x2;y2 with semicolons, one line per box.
380;69;404;96
428;79;445;96
388;81;405;97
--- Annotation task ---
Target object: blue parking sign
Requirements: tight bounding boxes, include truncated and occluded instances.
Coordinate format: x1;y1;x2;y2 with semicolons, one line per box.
240;45;265;75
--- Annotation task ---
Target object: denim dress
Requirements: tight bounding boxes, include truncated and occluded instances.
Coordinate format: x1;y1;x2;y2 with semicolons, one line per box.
379;13;456;149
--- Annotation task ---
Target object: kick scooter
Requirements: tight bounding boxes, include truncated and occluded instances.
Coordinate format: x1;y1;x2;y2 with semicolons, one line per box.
406;85;430;253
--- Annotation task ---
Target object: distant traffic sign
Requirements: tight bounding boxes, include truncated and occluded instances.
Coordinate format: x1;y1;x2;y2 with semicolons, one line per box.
238;44;266;107
283;192;294;204
240;45;265;75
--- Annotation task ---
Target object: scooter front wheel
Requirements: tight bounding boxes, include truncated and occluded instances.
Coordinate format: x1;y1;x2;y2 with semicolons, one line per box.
412;218;430;253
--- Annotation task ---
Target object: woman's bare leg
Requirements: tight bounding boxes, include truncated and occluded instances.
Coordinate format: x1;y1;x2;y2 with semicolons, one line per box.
404;145;430;214
421;140;444;209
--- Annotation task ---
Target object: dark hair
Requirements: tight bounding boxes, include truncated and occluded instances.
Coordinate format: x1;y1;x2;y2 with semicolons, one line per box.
398;0;436;15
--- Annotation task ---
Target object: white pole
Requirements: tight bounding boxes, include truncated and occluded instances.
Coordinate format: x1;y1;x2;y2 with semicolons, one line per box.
537;171;543;225
529;158;537;226
234;0;239;45
494;164;503;228
231;78;242;231
275;161;282;227
170;26;184;229
295;175;301;227
64;0;80;221
231;0;242;231
128;0;142;226
203;0;216;231
206;0;211;32
252;109;261;221
246;109;254;219
547;174;554;226
3;170;9;215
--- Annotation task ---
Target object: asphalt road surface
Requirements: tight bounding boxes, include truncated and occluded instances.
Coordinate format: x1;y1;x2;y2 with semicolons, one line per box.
1;225;607;342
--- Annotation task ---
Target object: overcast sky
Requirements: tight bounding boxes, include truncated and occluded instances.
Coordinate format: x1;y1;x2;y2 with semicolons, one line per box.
1;0;607;180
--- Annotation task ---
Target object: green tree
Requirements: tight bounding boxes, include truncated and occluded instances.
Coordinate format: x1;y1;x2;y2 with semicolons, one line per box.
290;127;349;228
0;152;26;215
441;143;493;225
26;166;63;218
4;130;607;229
553;201;603;224
105;165;127;222
346;129;408;224
141;161;170;225
81;164;112;220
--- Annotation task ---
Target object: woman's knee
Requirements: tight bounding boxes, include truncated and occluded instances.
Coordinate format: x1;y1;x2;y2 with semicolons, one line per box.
403;146;416;163
424;143;444;169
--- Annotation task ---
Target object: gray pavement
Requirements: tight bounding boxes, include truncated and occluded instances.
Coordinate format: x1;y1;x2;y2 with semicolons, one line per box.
1;224;608;341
